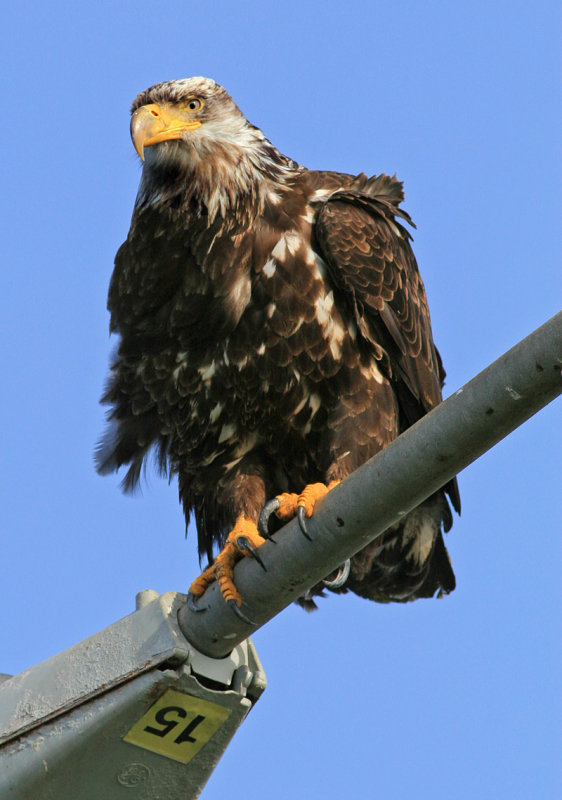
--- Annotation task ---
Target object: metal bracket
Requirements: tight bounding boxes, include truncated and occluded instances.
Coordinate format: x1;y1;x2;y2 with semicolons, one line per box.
0;590;266;800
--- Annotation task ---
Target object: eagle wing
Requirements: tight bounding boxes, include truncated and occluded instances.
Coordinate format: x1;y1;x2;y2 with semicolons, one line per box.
314;173;461;513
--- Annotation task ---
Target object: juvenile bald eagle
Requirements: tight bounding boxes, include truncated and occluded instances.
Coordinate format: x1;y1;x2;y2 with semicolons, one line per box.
97;77;460;617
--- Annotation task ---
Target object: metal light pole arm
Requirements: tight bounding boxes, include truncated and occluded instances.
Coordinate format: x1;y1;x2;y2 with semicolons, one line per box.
178;312;562;658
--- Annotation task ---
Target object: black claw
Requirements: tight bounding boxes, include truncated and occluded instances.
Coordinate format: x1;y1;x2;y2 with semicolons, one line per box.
258;498;280;538
226;598;255;625
297;506;312;540
236;535;267;571
323;559;351;590
187;592;207;613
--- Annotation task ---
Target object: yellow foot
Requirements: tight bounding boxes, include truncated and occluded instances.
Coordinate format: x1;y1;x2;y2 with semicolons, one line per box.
188;515;267;624
258;481;340;539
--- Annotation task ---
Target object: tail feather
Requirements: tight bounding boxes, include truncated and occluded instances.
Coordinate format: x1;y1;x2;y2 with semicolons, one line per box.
308;491;457;605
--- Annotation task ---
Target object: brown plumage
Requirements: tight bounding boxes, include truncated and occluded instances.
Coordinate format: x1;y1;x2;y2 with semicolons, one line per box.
97;76;460;609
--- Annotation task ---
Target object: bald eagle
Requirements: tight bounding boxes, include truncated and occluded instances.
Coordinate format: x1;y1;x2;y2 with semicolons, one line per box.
97;77;460;618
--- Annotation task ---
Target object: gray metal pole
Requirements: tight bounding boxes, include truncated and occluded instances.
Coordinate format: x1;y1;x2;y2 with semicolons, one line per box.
178;312;561;658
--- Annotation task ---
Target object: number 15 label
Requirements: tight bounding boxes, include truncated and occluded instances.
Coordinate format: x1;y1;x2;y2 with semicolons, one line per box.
123;689;232;764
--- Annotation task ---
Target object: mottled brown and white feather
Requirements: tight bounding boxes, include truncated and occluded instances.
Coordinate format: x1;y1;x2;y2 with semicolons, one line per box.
97;77;459;602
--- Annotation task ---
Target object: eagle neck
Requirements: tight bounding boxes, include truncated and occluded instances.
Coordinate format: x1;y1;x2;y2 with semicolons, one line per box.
136;137;301;230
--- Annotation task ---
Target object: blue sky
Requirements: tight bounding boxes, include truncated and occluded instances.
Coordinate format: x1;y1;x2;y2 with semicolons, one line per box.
1;1;560;797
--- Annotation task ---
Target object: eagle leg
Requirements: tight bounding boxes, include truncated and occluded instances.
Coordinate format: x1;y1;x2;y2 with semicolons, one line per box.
188;515;268;623
259;481;341;539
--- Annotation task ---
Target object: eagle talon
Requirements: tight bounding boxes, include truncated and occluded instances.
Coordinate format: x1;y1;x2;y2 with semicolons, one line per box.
297;506;312;540
236;535;267;571
258;498;280;538
226;598;255;625
323;559;351;589
186;592;207;612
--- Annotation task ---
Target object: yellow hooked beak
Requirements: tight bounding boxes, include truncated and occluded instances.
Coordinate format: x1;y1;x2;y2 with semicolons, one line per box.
130;103;202;160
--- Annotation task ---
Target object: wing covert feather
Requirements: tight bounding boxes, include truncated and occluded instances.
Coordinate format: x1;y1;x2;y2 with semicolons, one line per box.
314;191;444;416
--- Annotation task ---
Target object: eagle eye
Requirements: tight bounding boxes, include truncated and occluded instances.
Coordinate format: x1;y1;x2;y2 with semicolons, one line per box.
185;97;203;113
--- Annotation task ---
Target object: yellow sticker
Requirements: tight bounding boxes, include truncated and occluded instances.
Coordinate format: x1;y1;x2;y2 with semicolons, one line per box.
123;688;231;764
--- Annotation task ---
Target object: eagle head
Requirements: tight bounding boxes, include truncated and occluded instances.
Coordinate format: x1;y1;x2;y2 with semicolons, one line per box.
130;77;244;162
129;76;298;219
